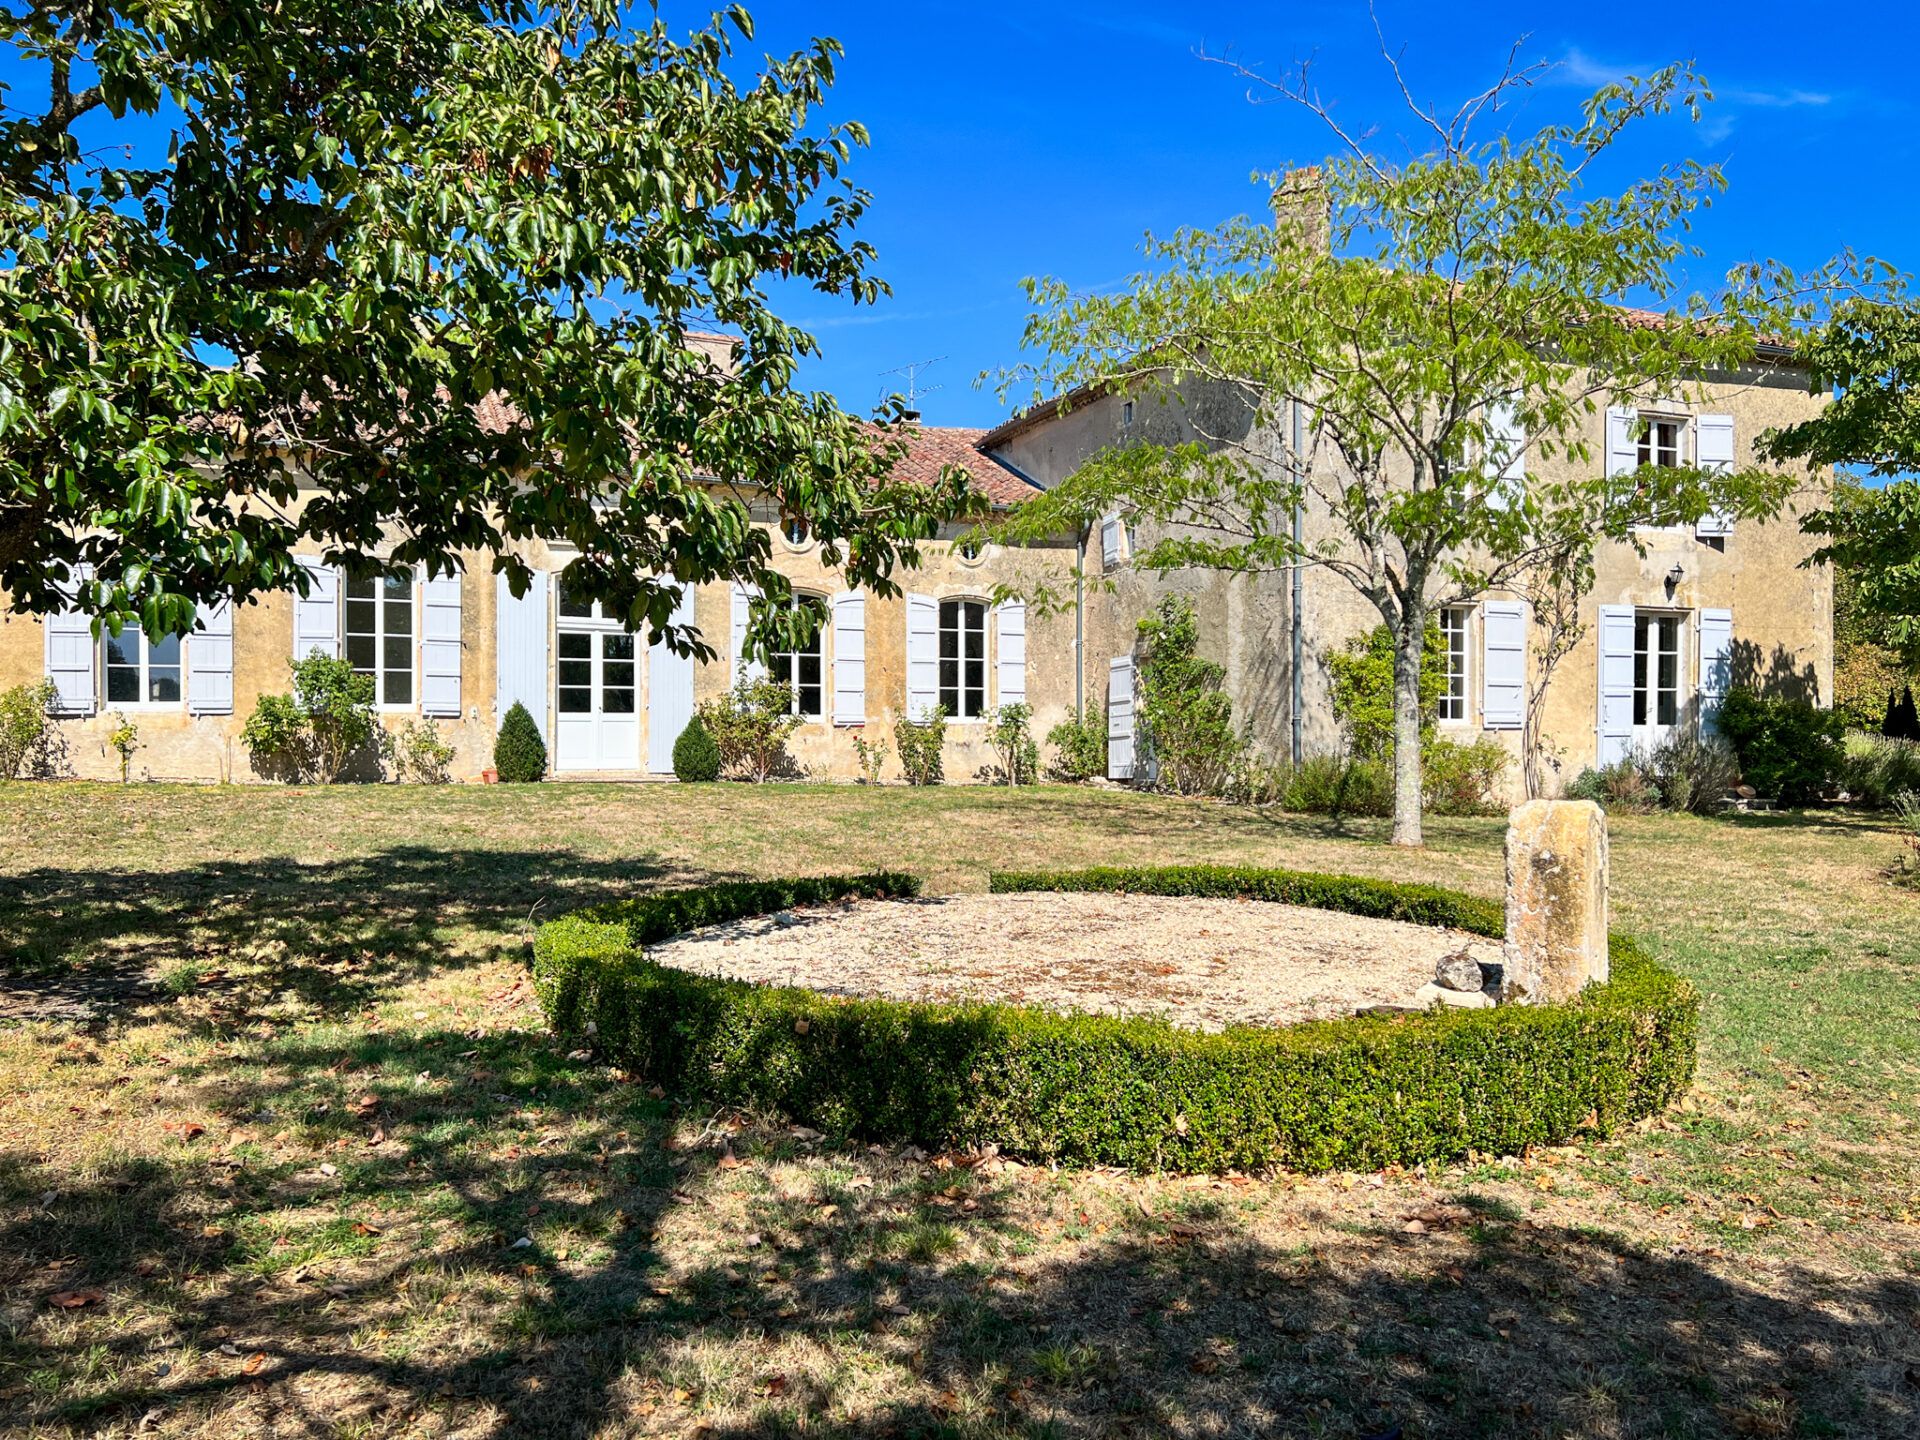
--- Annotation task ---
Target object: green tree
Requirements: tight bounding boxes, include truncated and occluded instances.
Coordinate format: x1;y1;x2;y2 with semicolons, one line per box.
994;56;1820;846
1136;596;1239;796
0;2;971;658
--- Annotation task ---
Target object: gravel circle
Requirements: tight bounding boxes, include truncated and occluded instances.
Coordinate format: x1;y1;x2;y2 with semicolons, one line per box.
646;891;1502;1032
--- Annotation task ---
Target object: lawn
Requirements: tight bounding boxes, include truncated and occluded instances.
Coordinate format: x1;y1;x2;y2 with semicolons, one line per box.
2;781;1918;1438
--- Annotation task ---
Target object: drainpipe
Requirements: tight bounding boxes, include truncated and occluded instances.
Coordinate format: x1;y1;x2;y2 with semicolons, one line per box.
1075;521;1087;719
1290;396;1305;766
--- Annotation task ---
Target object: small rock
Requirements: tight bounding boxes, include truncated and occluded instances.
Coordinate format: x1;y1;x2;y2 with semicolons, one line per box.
772;911;801;928
1433;949;1483;993
1414;982;1493;1010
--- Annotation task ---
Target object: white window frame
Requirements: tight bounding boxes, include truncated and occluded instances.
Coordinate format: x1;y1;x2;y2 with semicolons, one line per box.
1632;609;1687;746
938;597;990;721
102;621;185;711
1437;606;1471;724
768;594;828;721
1631;410;1693;530
344;572;418;710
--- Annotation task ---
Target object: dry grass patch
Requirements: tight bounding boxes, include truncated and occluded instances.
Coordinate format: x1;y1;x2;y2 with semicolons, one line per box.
2;782;1918;1436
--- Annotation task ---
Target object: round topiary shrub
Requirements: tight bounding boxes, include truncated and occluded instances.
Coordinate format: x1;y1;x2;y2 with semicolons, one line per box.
494;701;548;783
532;865;1699;1174
672;714;721;783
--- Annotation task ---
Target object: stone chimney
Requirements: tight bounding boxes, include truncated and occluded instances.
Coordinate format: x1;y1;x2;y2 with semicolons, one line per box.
1271;166;1331;256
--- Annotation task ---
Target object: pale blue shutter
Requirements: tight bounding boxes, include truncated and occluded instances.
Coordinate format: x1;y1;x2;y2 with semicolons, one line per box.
186;598;234;715
494;567;549;742
1605;407;1638;486
1100;515;1122;567
994;599;1027;708
905;592;938;721
1486;400;1526;509
420;565;463;717
831;590;866;726
1596;605;1636;766
1698;608;1733;734
292;557;340;660
44;565;96;716
1481;600;1526;730
648;582;697;772
1106;656;1135;780
731;583;766;686
1695;414;1736;539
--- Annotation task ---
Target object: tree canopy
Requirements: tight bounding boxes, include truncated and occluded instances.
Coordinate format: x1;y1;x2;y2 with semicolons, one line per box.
992;51;1826;845
0;1;969;654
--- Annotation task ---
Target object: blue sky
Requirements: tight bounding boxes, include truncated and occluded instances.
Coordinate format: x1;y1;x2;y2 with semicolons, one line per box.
6;2;1910;430
739;0;1915;428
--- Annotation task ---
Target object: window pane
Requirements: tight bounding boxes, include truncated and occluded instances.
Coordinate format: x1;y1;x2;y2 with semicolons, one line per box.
384;600;413;639
939;627;957;660
346;598;376;637
940;657;958;690
603;659;635;692
346;635;377;670
384;636;412;673
386;671;412;707
939;684;958;712
798;653;821;690
148;667;182;704
147;632;180;668
107;667;141;703
558;632;589;659
558;578;593;618
557;659;591;689
601;682;635;715
558;686;591;714
105;625;141;669
800;679;823;716
346;576;376;602
771;653;794;689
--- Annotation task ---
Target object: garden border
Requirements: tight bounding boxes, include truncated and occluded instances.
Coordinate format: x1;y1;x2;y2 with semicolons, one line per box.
532;865;1698;1173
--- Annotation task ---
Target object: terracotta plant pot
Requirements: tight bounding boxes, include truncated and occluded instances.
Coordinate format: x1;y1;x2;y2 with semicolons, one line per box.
481;768;499;784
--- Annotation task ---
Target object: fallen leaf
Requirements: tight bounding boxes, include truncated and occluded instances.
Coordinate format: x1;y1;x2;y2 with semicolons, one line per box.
48;1289;104;1309
353;1222;382;1237
243;1351;268;1375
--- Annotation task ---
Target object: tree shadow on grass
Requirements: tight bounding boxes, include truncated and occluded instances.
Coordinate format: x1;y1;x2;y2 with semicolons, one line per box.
0;845;695;1023
5;1022;1917;1438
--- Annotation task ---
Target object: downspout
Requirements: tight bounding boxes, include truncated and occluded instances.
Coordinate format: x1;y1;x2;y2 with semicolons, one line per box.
1075;521;1087;719
1290;396;1305;766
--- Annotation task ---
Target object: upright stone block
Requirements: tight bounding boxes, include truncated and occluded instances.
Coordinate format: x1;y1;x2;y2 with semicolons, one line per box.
1502;800;1609;1004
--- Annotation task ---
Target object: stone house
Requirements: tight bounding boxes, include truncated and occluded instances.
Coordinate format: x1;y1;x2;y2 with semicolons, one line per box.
0;329;1832;790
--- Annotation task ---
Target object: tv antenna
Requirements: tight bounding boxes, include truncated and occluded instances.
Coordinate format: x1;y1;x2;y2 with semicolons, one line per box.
880;355;945;412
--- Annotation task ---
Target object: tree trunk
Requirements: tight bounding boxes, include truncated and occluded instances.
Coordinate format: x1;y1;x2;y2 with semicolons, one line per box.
1390;613;1426;847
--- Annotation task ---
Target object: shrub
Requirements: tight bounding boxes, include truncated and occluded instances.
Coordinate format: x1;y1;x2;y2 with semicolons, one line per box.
1046;712;1107;782
986;702;1039;785
534;865;1697;1174
1328;622;1448;760
494;701;548;783
1279;752;1392;817
849;728;889;785
0;678;63;781
242;653;382;783
894;706;947;786
395;717;456;783
1642;729;1739;814
1891;791;1920;889
1838;734;1920;809
107;711;141;782
1136;597;1241;794
672;714;722;783
1421;735;1509;816
1716;687;1845;804
697;678;803;782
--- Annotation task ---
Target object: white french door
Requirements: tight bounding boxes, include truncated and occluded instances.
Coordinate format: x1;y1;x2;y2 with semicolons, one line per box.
1631;612;1683;752
554;581;639;771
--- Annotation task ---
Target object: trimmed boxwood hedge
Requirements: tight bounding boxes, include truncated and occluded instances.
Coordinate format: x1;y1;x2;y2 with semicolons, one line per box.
533;864;1697;1174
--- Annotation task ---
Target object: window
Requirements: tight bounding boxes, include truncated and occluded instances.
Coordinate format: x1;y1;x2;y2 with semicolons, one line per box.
1437;607;1470;722
939;599;987;718
1633;613;1681;730
345;574;415;706
957;535;982;562
104;622;182;706
783;515;810;547
1121;400;1135;428
769;598;825;718
1638;415;1683;470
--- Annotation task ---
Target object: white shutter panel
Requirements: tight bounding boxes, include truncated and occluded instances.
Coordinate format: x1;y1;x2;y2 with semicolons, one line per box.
905;592;939;721
292;557;340;660
1486;400;1526;509
1481;600;1526;730
495;568;550;742
1100;515;1122;567
1698;608;1734;735
1695;413;1736;539
832;590;866;726
647;582;698;772
1596;605;1636;766
44;564;96;716
994;599;1027;709
186;598;234;715
731;583;767;686
1106;656;1135;780
1605;407;1639;479
419;565;464;716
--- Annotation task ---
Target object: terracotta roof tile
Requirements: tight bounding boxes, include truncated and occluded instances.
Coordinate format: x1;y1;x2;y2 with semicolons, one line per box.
887;424;1039;509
